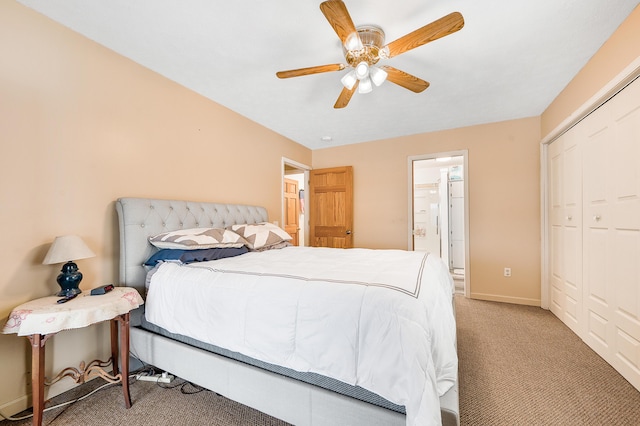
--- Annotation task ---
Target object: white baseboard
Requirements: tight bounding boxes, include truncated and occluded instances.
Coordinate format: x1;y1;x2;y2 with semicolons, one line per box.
470;292;541;307
0;394;29;419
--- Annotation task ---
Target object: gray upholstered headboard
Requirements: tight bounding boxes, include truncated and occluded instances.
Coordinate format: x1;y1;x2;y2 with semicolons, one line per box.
116;197;269;295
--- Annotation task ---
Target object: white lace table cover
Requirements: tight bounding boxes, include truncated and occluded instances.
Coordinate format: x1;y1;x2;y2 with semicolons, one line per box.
2;287;143;336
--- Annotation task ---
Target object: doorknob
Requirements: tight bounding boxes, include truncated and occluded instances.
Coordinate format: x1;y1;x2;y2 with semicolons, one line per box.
346;230;352;235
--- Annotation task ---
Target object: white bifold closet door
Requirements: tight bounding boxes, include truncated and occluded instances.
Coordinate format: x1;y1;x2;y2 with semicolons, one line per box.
548;128;582;336
547;75;640;391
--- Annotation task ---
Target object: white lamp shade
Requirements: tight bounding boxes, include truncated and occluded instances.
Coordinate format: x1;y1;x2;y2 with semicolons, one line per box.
355;62;369;80
340;70;357;90
43;235;95;265
358;76;373;94
370;66;388;86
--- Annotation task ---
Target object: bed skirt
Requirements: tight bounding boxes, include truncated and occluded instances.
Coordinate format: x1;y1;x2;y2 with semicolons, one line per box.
129;311;459;425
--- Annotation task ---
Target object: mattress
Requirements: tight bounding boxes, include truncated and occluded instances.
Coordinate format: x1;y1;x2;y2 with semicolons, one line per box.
144;246;457;426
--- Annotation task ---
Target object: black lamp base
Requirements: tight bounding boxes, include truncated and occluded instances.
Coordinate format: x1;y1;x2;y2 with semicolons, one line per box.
56;261;84;297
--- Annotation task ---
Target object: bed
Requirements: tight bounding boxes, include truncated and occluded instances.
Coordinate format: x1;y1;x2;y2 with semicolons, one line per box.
116;197;459;426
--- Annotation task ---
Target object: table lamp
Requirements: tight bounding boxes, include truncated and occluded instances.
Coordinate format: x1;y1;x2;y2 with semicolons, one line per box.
43;235;96;297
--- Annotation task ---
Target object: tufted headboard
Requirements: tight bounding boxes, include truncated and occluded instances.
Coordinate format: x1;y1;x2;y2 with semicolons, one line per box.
115;197;269;296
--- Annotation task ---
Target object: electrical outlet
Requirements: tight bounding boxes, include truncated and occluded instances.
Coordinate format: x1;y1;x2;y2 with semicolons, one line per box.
136;372;174;383
504;267;511;277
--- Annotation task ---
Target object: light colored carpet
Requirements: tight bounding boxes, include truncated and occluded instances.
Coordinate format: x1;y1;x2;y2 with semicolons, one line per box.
456;296;640;425
1;379;289;426
2;296;640;425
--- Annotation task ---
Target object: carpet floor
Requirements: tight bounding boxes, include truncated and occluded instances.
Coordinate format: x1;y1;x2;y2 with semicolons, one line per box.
456;296;640;425
2;296;640;425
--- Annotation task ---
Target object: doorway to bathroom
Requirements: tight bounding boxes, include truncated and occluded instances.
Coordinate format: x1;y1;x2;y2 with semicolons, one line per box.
408;151;469;295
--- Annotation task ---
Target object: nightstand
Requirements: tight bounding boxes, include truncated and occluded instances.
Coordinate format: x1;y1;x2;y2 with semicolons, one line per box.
2;287;144;426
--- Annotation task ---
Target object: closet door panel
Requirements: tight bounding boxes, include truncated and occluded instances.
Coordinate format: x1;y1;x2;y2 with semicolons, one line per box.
550;225;564;315
548;138;565;318
563;226;580;328
582;111;611;232
612;230;640;386
547;130;583;333
611;84;640;231
563;137;581;226
616;330;640;387
612;232;639;324
562;135;582;332
609;77;640;388
582;106;614;357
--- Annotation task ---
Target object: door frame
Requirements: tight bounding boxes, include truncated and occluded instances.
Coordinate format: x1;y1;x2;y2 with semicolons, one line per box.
407;150;470;297
281;157;311;246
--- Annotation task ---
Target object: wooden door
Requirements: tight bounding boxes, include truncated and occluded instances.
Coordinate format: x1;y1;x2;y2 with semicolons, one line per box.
309;166;354;248
283;178;299;246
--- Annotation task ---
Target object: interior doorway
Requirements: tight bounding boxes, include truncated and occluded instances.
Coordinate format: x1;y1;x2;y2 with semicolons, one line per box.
408;151;469;295
282;158;310;247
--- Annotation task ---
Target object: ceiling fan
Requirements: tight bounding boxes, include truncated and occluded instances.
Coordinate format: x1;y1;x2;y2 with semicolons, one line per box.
276;0;465;109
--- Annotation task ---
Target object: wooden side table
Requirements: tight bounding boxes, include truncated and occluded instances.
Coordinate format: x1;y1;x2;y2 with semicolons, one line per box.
2;287;144;426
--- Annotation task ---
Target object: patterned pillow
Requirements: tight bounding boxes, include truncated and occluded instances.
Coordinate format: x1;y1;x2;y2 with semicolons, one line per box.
230;222;292;250
149;227;246;250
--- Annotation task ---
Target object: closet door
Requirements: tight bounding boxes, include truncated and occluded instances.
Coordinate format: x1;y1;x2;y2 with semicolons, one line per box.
548;76;640;391
582;76;640;389
548;135;564;319
548;130;582;334
607;77;640;388
582;105;614;360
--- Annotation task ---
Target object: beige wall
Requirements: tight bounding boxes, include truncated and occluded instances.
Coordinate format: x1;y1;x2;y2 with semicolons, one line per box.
313;117;542;306
0;1;310;414
542;5;640;137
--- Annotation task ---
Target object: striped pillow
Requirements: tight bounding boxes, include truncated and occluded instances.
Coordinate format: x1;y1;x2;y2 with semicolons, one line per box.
230;222;292;250
149;227;246;250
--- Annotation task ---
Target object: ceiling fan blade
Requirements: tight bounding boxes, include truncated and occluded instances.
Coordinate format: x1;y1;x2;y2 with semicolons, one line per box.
334;82;358;109
384;12;464;58
379;66;430;93
320;0;362;50
276;64;346;79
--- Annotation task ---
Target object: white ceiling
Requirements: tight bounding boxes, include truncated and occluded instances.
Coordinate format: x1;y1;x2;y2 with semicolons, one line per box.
18;0;640;150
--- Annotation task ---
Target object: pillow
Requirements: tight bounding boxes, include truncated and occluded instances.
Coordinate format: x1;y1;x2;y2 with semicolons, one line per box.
253;241;292;252
149;227;246;250
144;246;249;266
230;222;292;250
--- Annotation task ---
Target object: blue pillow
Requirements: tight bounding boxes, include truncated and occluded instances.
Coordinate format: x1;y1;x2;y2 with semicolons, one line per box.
144;246;248;266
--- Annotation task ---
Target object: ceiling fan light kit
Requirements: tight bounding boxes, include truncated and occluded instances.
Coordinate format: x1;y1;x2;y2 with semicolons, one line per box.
358;76;373;94
355;62;369;80
340;71;357;90
369;66;388;86
276;0;464;108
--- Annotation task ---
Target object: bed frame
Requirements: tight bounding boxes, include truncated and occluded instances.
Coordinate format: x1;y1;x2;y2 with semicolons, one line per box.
116;197;459;426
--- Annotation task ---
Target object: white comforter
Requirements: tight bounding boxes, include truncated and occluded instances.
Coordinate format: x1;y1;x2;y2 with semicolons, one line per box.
145;246;457;426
